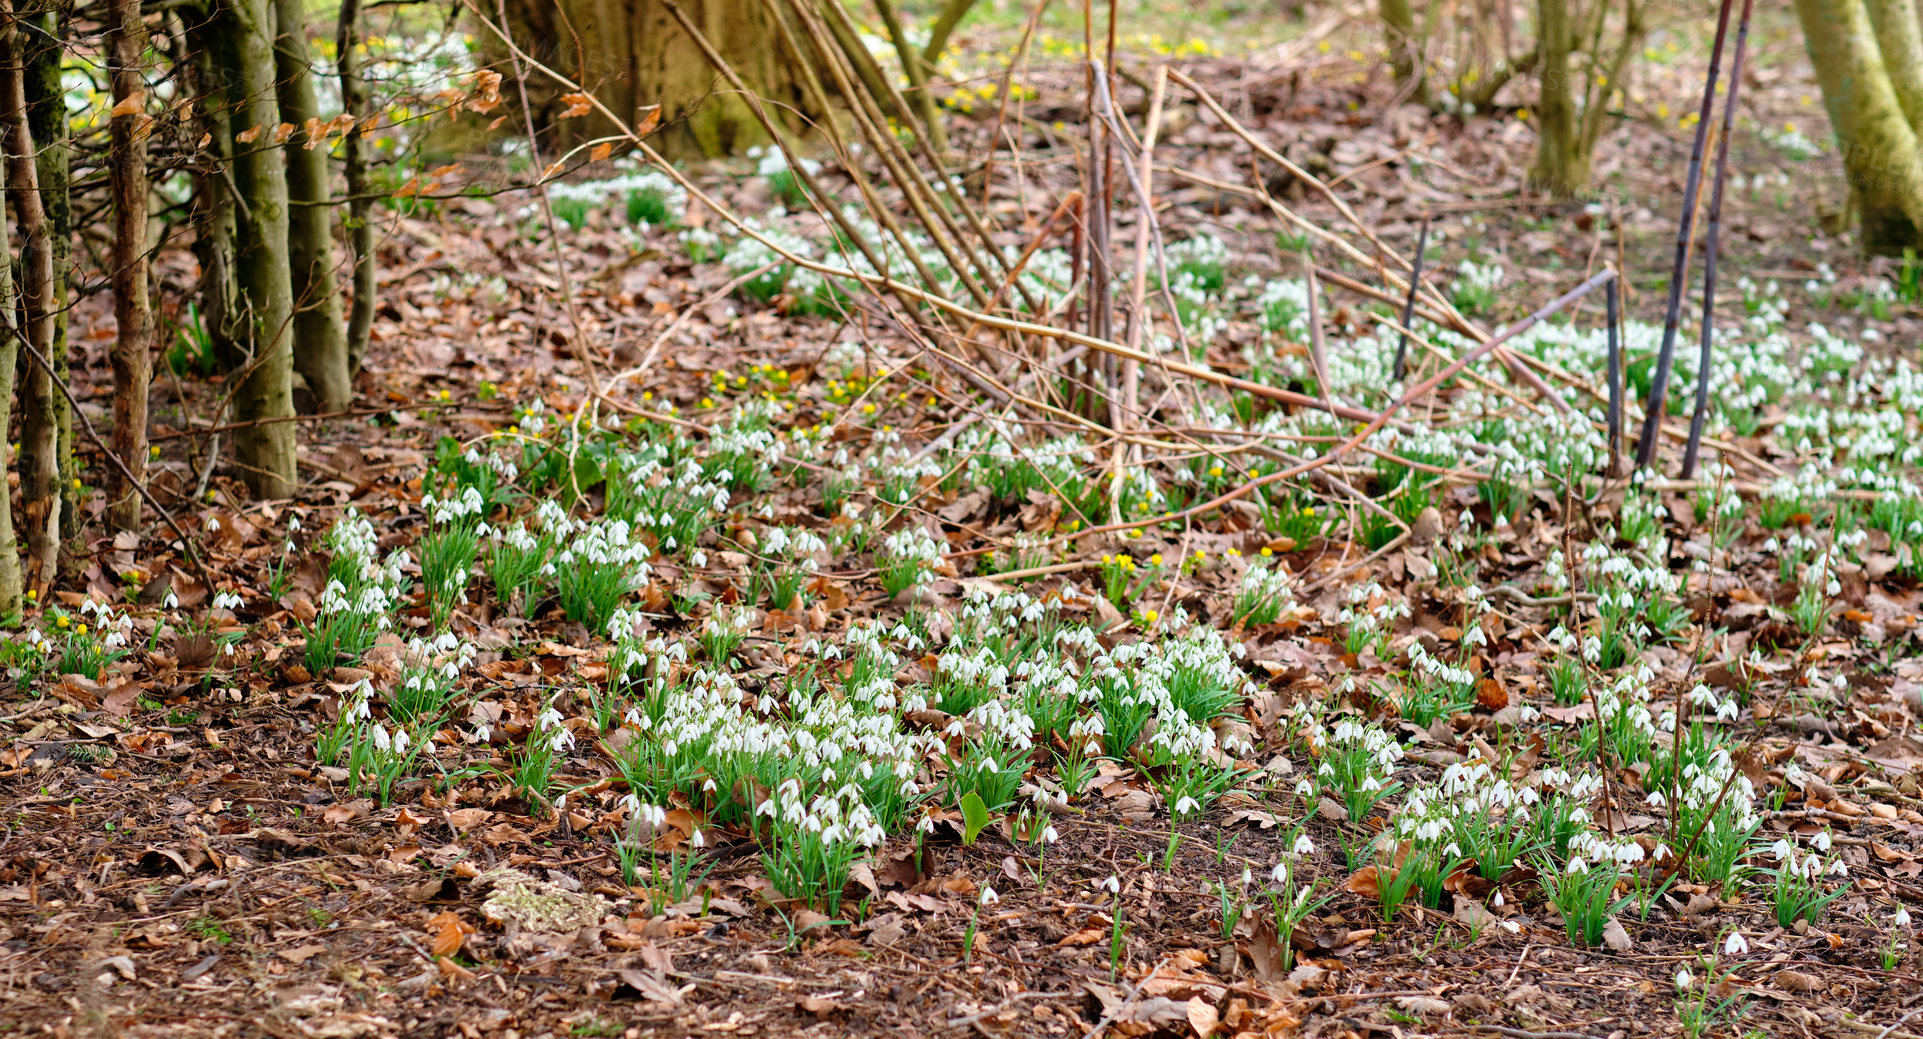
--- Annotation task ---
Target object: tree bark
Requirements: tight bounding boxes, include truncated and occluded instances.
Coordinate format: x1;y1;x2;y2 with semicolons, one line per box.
1;2;59;588
222;0;298;497
1530;0;1587;194
336;0;375;373
21;3;71;552
0;139;23;619
1866;0;1923;137
274;0;350;412
1380;0;1427;103
179;11;244;368
1796;0;1923;254
499;0;806;159
108;0;151;531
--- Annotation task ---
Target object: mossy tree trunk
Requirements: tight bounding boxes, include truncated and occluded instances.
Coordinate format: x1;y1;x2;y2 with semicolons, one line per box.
1530;0;1583;193
1381;0;1428;103
500;0;805;158
0;145;22;619
1530;0;1642;197
21;3;72;554
179;11;244;367
1866;0;1923;136
2;2;60;588
274;0;351;412
1797;0;1923;254
222;0;298;497
0;17;24;616
108;0;151;531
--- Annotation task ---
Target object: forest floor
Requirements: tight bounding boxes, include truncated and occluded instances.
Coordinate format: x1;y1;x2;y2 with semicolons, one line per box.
3;13;1923;1039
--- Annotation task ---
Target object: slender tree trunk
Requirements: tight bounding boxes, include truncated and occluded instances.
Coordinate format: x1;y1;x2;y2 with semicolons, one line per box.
21;4;70;551
0;153;22;619
273;0;350;411
223;0;298;497
336;0;375;373
1530;0;1588;195
108;0;151;531
1866;0;1923;137
1381;0;1428;103
1796;0;1923;254
179;11;243;367
2;3;59;587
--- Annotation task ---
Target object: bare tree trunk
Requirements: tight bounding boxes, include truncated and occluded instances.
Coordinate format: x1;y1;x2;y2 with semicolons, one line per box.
179;11;243;367
21;3;71;554
223;0;298;497
274;0;350;411
1797;0;1923;254
1530;0;1587;194
336;0;375;373
499;0;806;158
1866;0;1923;136
1;2;59;587
0;153;22;619
1381;0;1427;103
108;0;151;531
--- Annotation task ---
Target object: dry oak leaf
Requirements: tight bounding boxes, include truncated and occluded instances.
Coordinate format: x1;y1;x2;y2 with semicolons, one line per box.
427;910;472;959
557;92;595;119
110;92;144;117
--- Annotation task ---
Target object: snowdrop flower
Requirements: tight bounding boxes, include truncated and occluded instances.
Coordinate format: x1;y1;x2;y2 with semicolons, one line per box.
1271;863;1290;885
980;885;999;906
1042;826;1059;844
1101;875;1121;894
1724;931;1748;956
1814;830;1832;853
1173;795;1200;816
1675;969;1692;990
1897;907;1912;928
1292;833;1315;856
